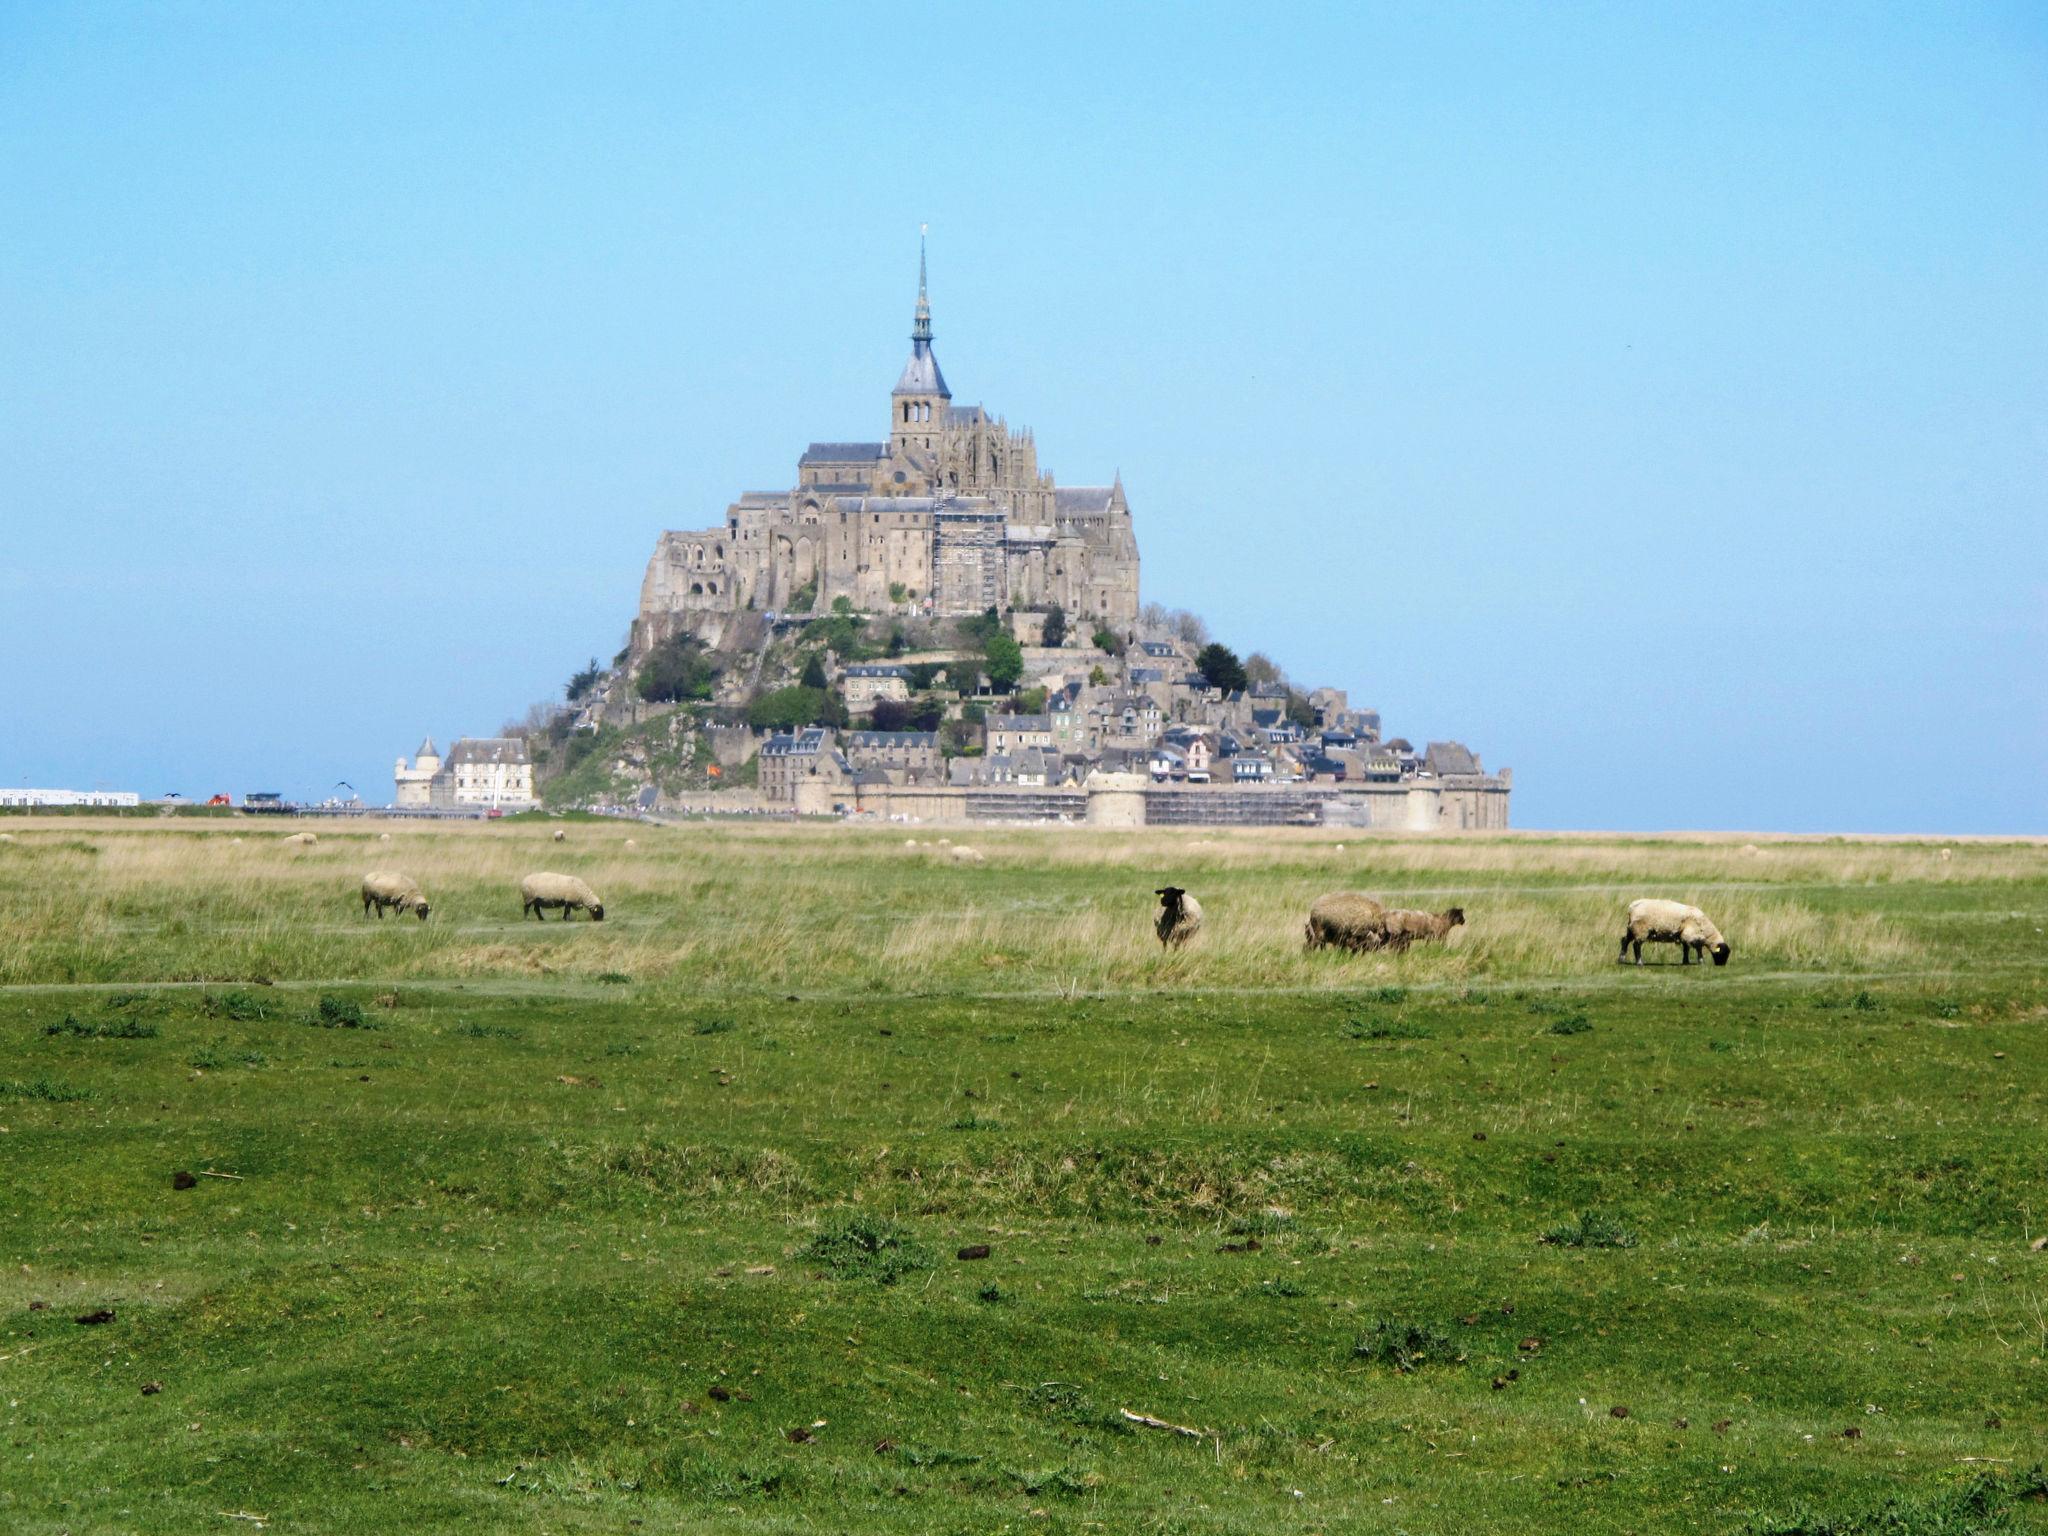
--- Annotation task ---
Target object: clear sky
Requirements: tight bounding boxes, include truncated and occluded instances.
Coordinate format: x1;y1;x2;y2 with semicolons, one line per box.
2;3;2042;830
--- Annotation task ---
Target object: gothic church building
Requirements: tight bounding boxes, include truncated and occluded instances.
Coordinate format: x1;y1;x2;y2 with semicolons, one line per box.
635;247;1140;647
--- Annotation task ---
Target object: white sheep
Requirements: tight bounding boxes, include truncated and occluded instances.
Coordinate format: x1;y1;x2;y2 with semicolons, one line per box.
552;828;567;843
948;845;985;864
520;871;605;922
624;838;638;850
0;833;16;846
282;831;318;847
1154;886;1203;948
1620;898;1730;966
378;832;392;842
360;871;430;921
1303;891;1388;952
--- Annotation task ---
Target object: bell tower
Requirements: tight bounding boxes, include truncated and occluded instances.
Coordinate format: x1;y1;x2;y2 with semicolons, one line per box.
890;227;950;453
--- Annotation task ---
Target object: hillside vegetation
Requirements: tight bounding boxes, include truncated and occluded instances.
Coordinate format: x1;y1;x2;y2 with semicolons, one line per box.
0;822;2043;1534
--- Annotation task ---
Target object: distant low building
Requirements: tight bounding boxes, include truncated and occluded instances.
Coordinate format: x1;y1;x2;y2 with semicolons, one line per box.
842;664;911;712
394;738;441;809
0;788;140;808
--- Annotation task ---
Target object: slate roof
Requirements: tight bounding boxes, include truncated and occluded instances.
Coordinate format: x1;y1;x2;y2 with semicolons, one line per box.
444;737;529;766
844;731;938;749
800;442;886;465
893;341;950;398
944;405;987;426
1425;741;1481;776
843;664;910;678
763;728;832;758
1053;486;1115;515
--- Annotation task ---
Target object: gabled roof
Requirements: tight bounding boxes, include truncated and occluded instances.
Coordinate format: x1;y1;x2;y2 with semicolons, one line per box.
1053;486;1115;515
444;737;529;766
800;442;887;465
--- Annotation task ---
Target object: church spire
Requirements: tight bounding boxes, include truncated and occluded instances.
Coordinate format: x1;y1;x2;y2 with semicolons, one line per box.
911;224;933;344
893;223;949;405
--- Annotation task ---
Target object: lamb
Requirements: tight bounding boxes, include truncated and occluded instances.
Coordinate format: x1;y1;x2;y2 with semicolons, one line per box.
360;871;431;921
1378;907;1466;952
281;831;318;847
552;829;567;843
1154;886;1203;948
1620;898;1730;966
520;871;604;921
1303;891;1389;952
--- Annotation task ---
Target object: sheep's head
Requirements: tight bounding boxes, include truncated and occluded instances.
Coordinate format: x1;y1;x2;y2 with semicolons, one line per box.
1711;941;1731;966
1155;886;1185;914
1444;907;1466;928
589;902;605;921
411;899;431;921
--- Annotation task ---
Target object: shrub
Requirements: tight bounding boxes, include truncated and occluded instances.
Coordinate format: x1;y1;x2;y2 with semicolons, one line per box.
204;990;271;1022
0;1076;93;1102
636;635;719;704
803;1216;930;1285
1547;1014;1592;1036
1039;604;1066;647
1355;1320;1456;1372
306;996;376;1030
566;658;605;701
44;1014;159;1039
1542;1211;1637;1249
1344;1017;1430;1041
747;686;843;732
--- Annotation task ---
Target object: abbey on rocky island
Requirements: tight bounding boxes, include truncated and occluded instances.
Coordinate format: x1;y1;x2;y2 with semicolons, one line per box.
634;243;1140;650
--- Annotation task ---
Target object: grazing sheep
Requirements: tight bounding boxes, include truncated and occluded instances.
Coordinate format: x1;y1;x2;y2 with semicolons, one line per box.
1620;898;1730;966
552;828;567;843
1939;847;1954;862
1379;907;1466;952
282;831;318;847
1739;843;1761;856
360;871;430;921
624;838;637;850
378;832;392;842
520;871;604;921
0;833;15;846
1154;886;1203;948
948;845;985;864
1304;891;1389;953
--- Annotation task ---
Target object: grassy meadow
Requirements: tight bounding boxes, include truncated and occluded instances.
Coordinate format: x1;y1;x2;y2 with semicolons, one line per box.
1;817;2044;1533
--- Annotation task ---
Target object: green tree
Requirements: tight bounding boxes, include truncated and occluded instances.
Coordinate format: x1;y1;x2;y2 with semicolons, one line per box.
831;595;855;617
1195;643;1249;694
566;658;604;701
799;652;829;690
983;631;1024;693
747;686;842;732
1284;689;1318;729
1092;627;1125;657
1040;604;1067;648
635;636;720;703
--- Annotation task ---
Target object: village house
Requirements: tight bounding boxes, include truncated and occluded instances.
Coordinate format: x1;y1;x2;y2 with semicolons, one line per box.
986;714;1055;754
841;729;940;782
841;663;911;712
759;728;850;803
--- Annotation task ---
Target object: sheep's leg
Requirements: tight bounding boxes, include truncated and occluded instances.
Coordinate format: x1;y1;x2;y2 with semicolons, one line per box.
1619;932;1631;963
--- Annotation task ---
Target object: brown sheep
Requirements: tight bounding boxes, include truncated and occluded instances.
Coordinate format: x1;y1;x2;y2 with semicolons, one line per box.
1304;891;1388;952
1379;907;1466;952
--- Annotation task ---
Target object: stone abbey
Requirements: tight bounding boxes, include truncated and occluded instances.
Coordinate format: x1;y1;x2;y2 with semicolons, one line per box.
635;244;1140;648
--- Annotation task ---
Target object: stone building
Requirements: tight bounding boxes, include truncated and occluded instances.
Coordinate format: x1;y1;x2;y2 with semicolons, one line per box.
759;728;849;804
841;664;911;712
635;240;1140;651
393;736;535;809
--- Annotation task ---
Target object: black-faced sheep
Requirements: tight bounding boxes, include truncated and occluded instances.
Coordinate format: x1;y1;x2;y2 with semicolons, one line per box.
1620;898;1729;966
1379;907;1465;952
360;871;430;921
1304;891;1389;952
552;829;567;843
520;871;604;921
1154;886;1203;948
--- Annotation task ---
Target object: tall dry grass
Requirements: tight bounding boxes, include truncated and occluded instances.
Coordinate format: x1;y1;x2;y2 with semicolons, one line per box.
0;815;2028;993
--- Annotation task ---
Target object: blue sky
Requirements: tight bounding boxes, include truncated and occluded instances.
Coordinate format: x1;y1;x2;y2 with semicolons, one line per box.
2;3;2042;830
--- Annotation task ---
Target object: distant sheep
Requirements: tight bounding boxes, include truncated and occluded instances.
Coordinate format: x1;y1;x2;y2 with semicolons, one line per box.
1304;891;1389;953
360;871;430;921
281;831;318;847
552;829;567;843
1621;898;1729;966
378;832;392;842
520;871;604;921
948;845;984;864
1154;886;1203;948
0;833;15;846
1379;907;1466;952
624;838;637;850
1939;847;1954;862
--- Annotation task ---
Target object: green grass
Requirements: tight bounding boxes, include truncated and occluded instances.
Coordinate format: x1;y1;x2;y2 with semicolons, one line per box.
0;819;2044;1532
